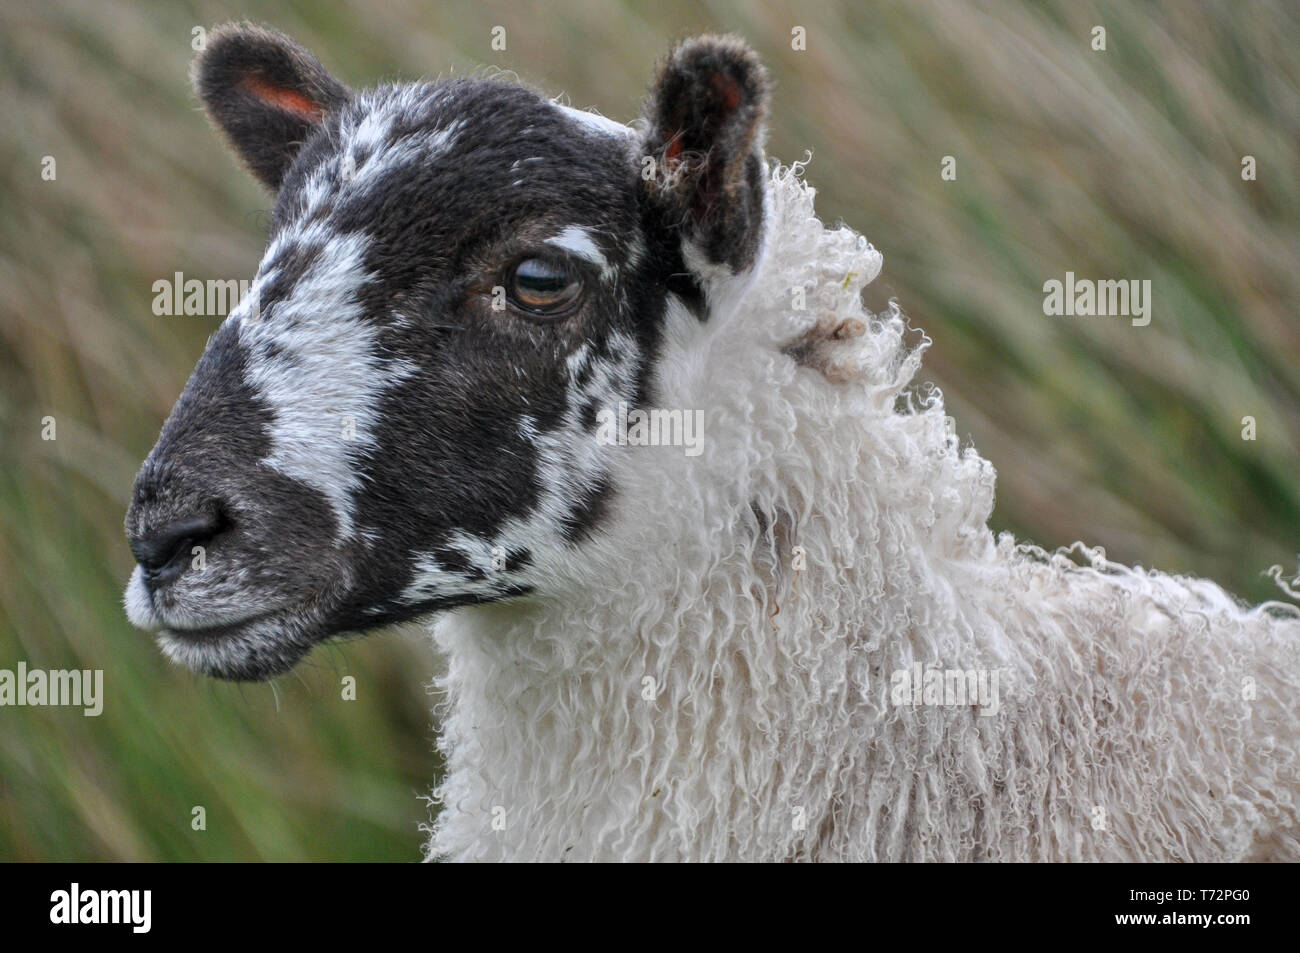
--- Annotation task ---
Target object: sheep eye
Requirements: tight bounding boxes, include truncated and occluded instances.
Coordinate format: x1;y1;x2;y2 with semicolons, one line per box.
508;257;582;315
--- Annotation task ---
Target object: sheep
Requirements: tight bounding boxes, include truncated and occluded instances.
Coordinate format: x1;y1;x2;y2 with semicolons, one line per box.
124;23;1300;862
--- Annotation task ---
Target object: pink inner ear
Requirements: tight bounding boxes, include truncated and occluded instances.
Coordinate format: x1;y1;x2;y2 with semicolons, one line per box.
709;72;742;112
239;75;326;122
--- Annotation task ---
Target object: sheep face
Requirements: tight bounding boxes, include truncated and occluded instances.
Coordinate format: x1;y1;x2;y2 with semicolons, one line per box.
124;25;768;680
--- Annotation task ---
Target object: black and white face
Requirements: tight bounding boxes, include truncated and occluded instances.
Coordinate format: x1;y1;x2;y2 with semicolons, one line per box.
124;25;768;680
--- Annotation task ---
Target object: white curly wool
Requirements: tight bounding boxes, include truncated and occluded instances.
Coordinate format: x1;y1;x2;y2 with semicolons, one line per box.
425;162;1300;862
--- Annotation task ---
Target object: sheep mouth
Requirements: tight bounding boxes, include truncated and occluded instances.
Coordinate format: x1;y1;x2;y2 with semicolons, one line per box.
147;606;286;648
153;609;323;681
158;614;272;641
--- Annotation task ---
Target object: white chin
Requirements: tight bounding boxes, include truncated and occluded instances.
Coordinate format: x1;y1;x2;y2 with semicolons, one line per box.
155;628;230;673
153;618;306;682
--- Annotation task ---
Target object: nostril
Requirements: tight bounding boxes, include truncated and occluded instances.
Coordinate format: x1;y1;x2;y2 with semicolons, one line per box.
131;512;224;585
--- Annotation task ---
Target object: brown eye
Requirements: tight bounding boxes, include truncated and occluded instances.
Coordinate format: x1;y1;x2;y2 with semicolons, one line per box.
508;257;582;315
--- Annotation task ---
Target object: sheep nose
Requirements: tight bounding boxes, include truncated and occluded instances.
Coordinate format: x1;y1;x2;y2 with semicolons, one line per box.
129;512;222;588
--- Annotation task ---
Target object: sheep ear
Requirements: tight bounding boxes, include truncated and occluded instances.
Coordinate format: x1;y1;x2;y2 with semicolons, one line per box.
193;23;351;192
640;35;769;272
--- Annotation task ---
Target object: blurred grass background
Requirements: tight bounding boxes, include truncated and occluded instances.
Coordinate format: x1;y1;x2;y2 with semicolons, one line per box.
1;0;1296;860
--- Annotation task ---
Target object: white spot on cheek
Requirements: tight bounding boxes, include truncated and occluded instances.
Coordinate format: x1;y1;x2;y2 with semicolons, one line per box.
401;535;508;605
565;342;591;377
238;233;415;539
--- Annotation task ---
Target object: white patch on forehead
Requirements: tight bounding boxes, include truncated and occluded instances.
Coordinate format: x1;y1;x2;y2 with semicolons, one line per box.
289;90;465;223
236;232;415;539
555;103;634;139
350;102;400;154
348;114;463;189
547;226;613;279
